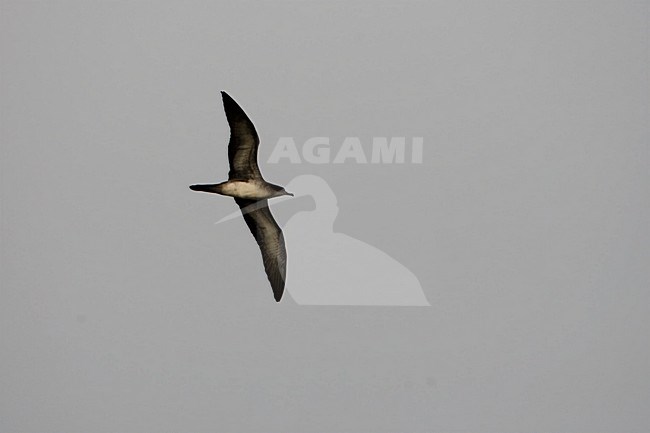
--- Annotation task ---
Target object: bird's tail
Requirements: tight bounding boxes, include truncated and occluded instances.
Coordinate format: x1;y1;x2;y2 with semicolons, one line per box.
189;184;222;194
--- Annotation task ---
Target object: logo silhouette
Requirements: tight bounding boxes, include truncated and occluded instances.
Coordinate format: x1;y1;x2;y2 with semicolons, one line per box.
281;175;429;306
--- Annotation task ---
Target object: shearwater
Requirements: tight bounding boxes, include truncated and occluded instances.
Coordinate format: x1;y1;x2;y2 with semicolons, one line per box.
190;91;293;302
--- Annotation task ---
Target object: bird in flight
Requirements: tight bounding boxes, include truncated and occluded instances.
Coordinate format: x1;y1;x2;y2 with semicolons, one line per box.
190;91;293;302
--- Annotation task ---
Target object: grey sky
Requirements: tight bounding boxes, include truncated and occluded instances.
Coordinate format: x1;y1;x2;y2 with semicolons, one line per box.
1;1;649;432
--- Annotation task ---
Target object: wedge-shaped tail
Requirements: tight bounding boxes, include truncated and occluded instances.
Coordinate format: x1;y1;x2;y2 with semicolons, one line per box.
189;184;222;193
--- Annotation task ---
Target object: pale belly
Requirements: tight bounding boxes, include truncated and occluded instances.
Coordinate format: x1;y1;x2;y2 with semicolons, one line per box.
219;180;270;199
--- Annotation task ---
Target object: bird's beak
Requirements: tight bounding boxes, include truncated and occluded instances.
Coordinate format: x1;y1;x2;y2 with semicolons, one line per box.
286;192;294;197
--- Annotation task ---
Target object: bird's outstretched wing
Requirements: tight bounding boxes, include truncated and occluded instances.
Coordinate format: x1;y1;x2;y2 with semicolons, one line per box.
234;198;287;302
221;91;262;180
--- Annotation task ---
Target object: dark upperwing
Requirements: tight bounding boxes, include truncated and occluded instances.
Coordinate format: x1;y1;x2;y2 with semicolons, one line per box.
234;198;287;302
221;91;262;180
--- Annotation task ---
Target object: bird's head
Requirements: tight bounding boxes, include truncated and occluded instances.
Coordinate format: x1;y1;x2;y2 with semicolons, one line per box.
270;184;294;198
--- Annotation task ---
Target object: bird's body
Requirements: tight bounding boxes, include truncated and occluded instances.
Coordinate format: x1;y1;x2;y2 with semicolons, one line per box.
191;179;288;200
190;91;292;302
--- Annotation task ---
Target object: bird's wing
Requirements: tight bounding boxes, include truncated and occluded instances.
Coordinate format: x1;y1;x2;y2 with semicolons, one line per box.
221;91;262;180
234;198;287;302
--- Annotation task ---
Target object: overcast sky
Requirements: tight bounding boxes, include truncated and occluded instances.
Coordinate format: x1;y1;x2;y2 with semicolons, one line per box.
2;1;649;432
